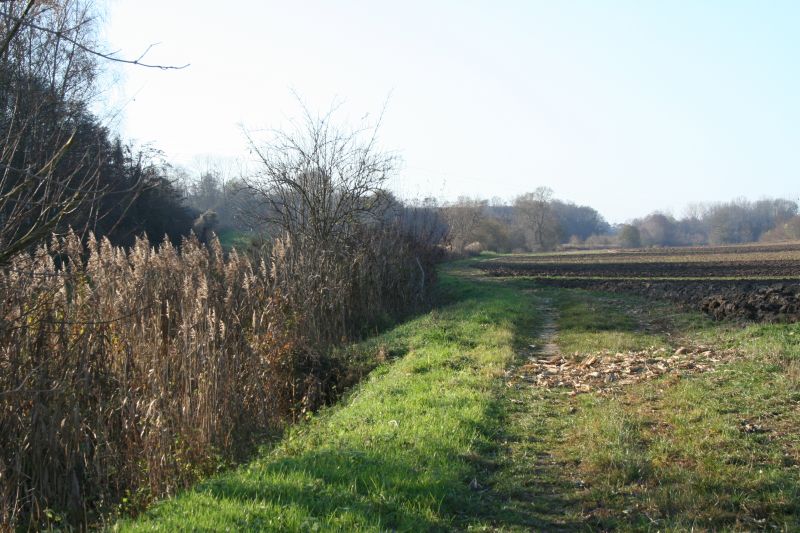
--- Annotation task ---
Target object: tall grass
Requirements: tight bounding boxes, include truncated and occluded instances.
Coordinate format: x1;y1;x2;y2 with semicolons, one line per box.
0;227;433;528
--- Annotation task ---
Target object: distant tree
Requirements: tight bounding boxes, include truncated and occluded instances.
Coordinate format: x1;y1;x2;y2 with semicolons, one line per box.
442;196;486;253
706;203;752;244
514;187;560;251
472;215;513;252
674;215;707;246
760;214;800;243
751;198;797;238
785;216;800;240
637;213;677;246
192;171;223;211
551;200;610;242
618;224;641;248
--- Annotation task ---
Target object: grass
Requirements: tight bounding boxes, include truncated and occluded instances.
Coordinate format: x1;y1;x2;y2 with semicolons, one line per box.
115;268;539;531
560;356;800;530
551;289;669;355
486;281;800;531
115;260;800;531
215;228;256;251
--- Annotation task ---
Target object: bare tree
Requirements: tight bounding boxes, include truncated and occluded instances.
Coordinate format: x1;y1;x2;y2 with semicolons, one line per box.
441;196;486;253
0;0;188;265
241;105;405;348
242;105;396;248
0;0;103;263
514;186;560;251
637;212;677;247
618;223;641;248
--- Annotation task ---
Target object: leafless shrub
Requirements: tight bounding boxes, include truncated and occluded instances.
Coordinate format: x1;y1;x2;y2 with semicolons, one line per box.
243;107;438;381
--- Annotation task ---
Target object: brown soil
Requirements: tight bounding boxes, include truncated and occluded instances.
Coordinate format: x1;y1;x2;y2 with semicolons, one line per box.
478;260;800;279
476;246;800;322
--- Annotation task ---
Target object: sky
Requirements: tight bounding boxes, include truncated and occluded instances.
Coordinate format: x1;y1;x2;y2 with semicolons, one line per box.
101;0;800;223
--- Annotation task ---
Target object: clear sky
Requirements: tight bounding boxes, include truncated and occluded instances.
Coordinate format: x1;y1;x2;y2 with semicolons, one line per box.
101;0;800;223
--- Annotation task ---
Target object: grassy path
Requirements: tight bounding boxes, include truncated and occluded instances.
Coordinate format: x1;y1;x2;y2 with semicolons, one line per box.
118;265;800;531
480;285;800;531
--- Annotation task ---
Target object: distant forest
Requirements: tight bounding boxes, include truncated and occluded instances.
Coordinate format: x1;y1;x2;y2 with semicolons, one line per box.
433;190;800;254
182;172;800;255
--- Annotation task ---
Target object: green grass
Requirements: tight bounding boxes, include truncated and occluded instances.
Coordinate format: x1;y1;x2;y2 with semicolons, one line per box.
216;228;256;251
548;288;670;355
115;269;539;532
560;355;800;531
498;285;800;531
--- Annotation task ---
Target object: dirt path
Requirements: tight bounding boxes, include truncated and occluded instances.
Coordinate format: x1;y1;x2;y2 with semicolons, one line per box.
479;297;588;531
530;299;560;358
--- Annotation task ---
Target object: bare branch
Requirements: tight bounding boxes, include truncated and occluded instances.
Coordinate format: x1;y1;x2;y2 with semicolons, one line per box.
0;11;190;70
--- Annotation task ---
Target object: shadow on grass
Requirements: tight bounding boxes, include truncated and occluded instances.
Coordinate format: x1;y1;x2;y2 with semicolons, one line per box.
193;448;464;531
459;399;588;531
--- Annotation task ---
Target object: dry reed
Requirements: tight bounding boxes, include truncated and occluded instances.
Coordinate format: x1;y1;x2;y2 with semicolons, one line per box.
0;222;435;529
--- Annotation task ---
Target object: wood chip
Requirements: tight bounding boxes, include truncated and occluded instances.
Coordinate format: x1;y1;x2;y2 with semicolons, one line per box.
510;344;741;395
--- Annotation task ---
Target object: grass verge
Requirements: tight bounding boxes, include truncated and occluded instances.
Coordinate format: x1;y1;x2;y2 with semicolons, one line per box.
115;269;538;532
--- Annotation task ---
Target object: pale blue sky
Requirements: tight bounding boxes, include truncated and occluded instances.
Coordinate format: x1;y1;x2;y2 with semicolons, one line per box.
102;1;800;223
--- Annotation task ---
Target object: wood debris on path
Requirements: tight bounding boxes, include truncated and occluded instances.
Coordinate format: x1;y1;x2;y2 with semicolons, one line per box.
508;345;741;395
507;298;741;395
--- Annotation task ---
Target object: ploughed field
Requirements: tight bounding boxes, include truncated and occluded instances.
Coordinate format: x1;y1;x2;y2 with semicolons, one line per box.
476;243;800;322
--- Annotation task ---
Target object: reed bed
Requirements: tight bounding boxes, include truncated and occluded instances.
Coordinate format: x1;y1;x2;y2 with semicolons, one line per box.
0;226;433;529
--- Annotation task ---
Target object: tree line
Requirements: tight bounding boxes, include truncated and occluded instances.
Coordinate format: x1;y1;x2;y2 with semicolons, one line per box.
440;190;799;254
619;198;799;248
